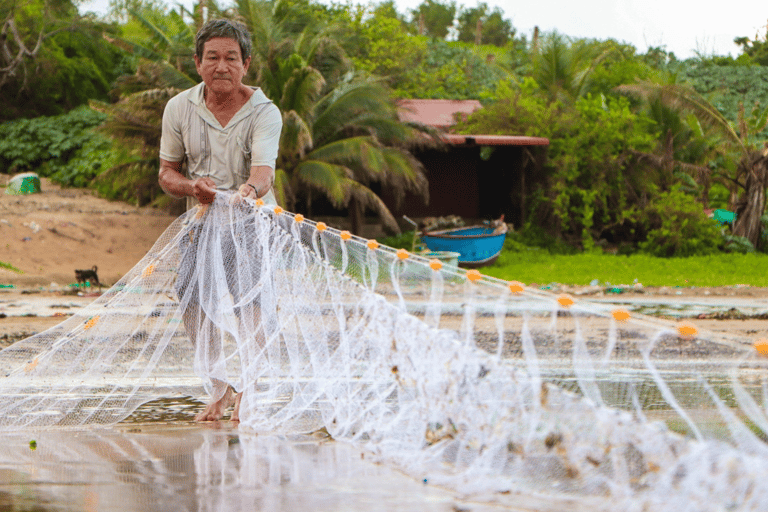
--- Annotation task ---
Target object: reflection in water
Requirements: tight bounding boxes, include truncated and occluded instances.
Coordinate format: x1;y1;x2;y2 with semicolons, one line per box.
0;424;485;512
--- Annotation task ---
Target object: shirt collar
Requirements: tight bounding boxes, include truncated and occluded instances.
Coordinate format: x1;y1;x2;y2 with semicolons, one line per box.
188;82;272;108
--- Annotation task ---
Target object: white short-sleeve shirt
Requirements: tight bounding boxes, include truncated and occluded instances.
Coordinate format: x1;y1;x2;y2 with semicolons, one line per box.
160;83;282;207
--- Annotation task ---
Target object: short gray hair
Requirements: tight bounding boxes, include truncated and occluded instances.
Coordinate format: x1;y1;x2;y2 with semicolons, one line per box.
195;19;252;64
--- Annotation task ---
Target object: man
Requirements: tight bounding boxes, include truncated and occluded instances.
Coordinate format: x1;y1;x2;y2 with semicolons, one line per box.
158;19;282;422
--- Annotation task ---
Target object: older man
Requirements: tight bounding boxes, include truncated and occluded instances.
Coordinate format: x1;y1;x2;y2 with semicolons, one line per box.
158;19;282;422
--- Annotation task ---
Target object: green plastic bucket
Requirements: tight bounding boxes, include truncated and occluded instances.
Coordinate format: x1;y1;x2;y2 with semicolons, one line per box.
5;172;41;195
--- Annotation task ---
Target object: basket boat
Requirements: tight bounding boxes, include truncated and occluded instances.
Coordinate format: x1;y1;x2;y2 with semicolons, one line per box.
421;226;506;268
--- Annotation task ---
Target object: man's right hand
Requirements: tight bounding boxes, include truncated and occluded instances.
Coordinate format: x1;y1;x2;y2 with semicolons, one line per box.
192;177;217;204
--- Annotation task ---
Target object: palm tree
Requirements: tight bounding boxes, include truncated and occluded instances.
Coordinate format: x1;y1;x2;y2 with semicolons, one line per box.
618;80;768;248
531;32;619;103
232;0;430;234
274;68;430;234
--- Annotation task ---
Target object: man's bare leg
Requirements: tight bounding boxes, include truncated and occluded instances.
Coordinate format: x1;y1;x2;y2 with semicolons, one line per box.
231;391;243;422
195;384;236;421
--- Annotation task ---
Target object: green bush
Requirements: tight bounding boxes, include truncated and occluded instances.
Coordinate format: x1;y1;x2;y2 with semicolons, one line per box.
0;107;107;174
43;134;133;188
722;234;755;253
639;188;722;257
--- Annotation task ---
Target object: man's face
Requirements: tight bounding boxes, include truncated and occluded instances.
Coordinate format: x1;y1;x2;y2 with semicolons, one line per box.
195;37;251;96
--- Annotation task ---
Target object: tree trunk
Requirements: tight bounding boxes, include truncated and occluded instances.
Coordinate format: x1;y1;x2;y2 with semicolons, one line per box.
732;149;768;248
349;198;364;236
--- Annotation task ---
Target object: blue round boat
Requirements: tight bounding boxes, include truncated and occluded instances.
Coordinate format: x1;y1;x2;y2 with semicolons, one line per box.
421;226;506;268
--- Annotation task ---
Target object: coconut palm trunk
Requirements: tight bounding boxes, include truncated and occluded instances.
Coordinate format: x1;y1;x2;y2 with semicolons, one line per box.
733;148;768;248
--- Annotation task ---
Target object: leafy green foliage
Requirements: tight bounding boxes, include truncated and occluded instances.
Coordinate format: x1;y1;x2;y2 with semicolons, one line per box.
734;31;768;66
408;0;455;39
455;2;512;47
1;0;131;120
0;261;22;274
722;234;754;253
0;106;107;174
460;80;656;249
679;64;768;143
639;188;722;257
44;133;133;188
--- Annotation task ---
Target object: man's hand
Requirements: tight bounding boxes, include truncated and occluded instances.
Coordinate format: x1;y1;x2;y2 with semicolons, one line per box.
193;177;217;204
237;182;259;200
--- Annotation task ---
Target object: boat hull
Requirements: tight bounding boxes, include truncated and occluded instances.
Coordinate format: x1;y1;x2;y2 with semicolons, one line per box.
421;226;506;268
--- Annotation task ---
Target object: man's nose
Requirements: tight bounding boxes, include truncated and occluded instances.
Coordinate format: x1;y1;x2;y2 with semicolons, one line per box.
215;58;228;71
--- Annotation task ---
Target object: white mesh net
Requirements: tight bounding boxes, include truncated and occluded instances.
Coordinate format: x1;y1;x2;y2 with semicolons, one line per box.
2;191;768;510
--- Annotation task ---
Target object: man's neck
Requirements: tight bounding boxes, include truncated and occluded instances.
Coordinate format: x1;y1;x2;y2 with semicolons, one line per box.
203;85;253;127
205;85;248;109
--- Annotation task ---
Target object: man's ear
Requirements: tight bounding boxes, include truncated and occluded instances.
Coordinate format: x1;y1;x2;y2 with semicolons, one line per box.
243;56;251;72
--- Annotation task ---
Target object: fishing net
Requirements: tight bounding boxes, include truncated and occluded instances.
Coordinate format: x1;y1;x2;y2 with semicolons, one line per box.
2;191;768;510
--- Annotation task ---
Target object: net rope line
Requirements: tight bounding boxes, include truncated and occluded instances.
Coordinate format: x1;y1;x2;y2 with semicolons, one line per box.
1;191;768;509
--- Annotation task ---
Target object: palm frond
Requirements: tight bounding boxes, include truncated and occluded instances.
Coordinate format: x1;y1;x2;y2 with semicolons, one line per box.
347;181;400;234
293;160;351;208
278;110;313;168
280;65;324;117
617;82;745;152
305;136;386;182
273;168;292;208
312;81;397;144
128;9;175;49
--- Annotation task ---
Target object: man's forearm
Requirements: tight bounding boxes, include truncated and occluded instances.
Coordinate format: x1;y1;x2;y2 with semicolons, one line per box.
246;165;274;198
159;161;193;199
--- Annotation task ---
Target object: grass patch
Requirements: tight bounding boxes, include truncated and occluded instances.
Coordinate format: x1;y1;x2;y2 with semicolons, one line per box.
482;251;768;287
0;261;23;274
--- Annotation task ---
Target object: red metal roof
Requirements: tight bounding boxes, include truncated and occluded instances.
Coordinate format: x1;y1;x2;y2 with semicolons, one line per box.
442;134;549;146
397;99;482;129
397;99;549;146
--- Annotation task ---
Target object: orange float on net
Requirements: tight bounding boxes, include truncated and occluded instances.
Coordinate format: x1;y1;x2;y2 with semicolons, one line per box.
557;294;575;308
677;321;698;340
273;206;284;215
84;315;100;330
194;204;209;220
397;249;409;260
142;264;155;278
612;308;631;322
508;281;524;294
255;198;265;207
367;239;379;250
466;269;483;282
429;259;443;271
24;358;39;373
340;231;352;241
754;338;768;357
294;214;304;223
316;222;327;232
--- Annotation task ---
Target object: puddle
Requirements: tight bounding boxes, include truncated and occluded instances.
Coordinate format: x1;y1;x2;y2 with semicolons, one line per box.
0;422;507;512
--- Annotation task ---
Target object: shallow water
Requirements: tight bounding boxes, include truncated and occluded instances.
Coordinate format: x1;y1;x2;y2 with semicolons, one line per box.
0;420;507;512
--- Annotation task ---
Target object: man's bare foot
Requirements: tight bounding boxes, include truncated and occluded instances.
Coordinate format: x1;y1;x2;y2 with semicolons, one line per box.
231;392;242;422
195;386;235;422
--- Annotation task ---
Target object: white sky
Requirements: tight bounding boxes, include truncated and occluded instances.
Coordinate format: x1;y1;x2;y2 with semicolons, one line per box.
79;0;768;59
